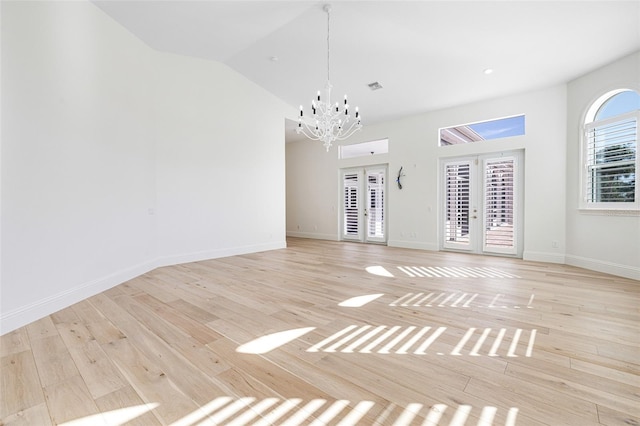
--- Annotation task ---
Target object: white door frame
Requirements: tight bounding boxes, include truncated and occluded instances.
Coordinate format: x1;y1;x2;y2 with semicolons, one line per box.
340;165;388;244
439;150;524;257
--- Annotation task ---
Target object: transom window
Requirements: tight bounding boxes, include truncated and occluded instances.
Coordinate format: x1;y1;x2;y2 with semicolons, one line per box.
582;90;639;210
439;115;525;146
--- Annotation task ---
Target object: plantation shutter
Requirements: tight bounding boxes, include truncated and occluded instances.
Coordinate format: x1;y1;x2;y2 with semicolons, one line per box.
585;113;637;203
367;170;385;239
484;157;516;254
343;172;359;237
444;162;471;246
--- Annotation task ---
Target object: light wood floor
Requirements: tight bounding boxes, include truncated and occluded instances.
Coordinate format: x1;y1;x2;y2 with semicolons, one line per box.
1;238;639;425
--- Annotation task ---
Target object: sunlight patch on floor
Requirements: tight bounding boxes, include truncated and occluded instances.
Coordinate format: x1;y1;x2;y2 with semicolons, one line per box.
390;292;535;309
140;397;520;426
398;266;520;279
59;403;159;426
339;293;385;307
365;265;394;277
59;398;520;426
306;325;537;357
236;327;316;354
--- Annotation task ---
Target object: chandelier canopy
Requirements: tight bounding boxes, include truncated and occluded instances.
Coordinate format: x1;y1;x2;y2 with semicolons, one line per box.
297;4;362;151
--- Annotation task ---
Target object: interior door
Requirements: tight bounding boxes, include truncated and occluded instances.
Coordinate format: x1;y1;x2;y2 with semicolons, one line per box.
442;151;522;256
341;166;387;243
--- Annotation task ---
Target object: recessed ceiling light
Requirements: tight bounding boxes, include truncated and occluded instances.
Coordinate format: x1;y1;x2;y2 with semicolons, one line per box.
483;68;494;75
270;56;279;62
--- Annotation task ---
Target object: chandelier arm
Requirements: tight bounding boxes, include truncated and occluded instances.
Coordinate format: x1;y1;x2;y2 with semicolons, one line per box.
297;128;322;141
296;121;324;140
336;121;363;141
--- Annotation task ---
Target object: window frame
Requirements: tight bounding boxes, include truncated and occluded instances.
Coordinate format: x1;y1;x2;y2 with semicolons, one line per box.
580;91;639;212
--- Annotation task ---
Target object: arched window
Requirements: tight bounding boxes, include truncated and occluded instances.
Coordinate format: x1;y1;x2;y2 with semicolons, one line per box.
583;90;639;209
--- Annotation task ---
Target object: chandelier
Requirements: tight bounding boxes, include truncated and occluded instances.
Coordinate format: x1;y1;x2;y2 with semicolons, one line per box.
297;4;362;151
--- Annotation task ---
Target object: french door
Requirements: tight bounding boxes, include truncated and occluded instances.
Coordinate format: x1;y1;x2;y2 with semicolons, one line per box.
442;151;523;256
341;166;387;244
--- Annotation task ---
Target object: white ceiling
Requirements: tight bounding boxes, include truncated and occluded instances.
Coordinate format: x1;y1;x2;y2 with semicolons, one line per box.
93;1;640;142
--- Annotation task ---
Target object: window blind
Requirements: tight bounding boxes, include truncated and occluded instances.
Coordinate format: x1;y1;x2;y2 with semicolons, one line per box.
585;114;637;203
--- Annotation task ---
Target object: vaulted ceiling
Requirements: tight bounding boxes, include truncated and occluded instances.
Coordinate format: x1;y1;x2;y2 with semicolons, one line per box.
93;1;640;140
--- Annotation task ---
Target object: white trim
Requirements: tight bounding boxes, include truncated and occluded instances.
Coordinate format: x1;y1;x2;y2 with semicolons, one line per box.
522;251;566;265
583;88;635;124
439;150;524;257
339;165;388;244
388;240;439;251
578;208;640;217
155;241;286;268
286;231;339;241
0;260;157;335
565;254;640;281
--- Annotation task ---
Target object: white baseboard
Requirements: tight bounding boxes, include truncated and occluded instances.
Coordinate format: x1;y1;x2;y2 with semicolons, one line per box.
155;241;287;268
387;240;439;251
0;260;157;335
565;254;640;281
0;240;287;335
286;231;339;241
522;251;566;264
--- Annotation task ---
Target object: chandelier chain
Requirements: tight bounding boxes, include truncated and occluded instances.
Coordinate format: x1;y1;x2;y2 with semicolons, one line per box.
326;6;330;83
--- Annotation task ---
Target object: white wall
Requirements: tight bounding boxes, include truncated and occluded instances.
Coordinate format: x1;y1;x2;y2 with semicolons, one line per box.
1;1;290;334
565;52;640;280
287;85;568;263
153;54;288;266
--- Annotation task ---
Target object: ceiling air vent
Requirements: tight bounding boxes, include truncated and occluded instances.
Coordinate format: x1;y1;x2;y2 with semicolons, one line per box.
368;81;383;91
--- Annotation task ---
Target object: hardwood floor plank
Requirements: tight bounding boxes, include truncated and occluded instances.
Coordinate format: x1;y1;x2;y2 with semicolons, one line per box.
0;327;30;357
133;292;222;344
0;351;45;419
84;319;127;346
55;321;96;350
67;339;127;400
570;357;640;387
24;316;58;342
597;404;640;426
94;385;162;426
29;335;80;387
505;360;640;418
0;402;52;426
42;375;99;425
464;375;601;425
101;337;201;424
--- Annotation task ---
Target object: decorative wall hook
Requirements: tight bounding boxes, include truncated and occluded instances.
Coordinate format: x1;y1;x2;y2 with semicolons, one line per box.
396;166;405;189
